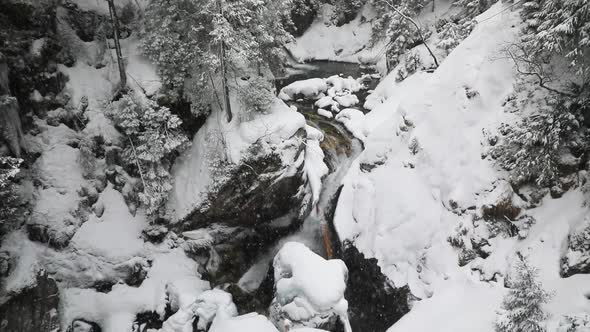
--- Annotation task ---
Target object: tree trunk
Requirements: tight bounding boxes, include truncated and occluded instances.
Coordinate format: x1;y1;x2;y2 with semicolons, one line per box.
107;0;127;89
381;0;439;68
218;0;232;122
220;42;232;122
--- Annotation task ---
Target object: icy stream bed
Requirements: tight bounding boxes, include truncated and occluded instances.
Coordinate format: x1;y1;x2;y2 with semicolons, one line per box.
236;61;408;331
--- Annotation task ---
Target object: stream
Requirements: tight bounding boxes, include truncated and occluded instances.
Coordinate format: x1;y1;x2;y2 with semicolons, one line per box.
235;61;409;331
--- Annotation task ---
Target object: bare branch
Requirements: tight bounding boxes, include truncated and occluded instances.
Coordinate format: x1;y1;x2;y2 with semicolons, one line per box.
381;0;439;68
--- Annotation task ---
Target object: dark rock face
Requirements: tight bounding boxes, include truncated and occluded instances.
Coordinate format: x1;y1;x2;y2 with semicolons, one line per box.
287;0;319;37
225;263;275;315
341;243;410;332
0;271;60;332
181;129;308;231
177;129;309;284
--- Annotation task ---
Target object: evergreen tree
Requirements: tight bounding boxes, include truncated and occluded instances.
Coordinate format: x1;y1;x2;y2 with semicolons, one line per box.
495;254;552;332
522;0;590;79
0;156;21;235
140;0;293;117
108;92;190;216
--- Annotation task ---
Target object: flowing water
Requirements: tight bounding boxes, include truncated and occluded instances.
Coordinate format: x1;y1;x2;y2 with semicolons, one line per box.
239;61;378;289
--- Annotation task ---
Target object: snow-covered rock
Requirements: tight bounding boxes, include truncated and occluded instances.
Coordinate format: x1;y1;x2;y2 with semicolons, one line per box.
314;96;338;109
279;78;328;101
334;94;359;108
270;242;350;332
316;108;333;119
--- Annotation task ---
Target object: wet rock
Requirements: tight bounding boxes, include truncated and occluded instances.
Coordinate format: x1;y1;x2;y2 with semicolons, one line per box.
341;243;410;332
0;271;60;332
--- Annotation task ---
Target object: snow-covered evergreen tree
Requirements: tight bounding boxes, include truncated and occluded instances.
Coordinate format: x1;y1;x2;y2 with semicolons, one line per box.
495;254;552;332
521;0;590;79
140;0;293;116
108;92;190;216
491;96;588;187
370;0;428;68
0;156;21;235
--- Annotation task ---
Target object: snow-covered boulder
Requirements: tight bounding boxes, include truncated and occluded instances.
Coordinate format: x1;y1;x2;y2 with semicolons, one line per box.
316;108;333;119
325;75;363;93
279;78;328;101
314;96;338;110
270;242;350;332
334;94;359;108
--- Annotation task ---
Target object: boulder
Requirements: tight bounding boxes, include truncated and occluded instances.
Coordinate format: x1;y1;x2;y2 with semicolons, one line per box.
269;242;350;332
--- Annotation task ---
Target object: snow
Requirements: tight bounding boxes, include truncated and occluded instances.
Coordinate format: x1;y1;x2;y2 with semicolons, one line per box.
287;4;386;67
334;109;367;142
168;96;306;221
209;313;279;332
316;108;333;118
304;125;329;205
333;94;359;108
61;249;210;332
329;2;590;331
193;289;238;330
271;242;350;331
118;36;162;96
279;78;328;101
315;95;339;109
71;185;146;261
325;75;363;94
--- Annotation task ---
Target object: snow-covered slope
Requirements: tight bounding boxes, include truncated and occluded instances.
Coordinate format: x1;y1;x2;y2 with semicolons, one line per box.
286;4;385;65
333;2;590;331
